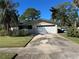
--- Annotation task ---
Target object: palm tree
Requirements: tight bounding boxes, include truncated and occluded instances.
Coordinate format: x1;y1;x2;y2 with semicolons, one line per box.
50;2;78;27
50;7;58;24
50;6;67;26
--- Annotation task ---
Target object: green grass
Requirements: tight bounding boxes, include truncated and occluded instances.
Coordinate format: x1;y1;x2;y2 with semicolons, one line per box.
59;33;79;44
0;36;32;47
0;53;16;59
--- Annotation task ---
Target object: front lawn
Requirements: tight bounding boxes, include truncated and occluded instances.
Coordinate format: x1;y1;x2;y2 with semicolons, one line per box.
59;33;79;44
0;36;32;47
0;53;16;59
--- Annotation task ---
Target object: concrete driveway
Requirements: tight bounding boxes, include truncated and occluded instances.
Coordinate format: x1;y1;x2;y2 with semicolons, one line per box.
15;34;79;59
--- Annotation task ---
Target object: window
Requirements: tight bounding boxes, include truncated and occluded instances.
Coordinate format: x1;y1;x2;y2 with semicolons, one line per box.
28;25;32;29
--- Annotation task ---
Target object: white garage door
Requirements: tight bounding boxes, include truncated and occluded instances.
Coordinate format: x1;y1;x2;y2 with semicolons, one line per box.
37;25;57;34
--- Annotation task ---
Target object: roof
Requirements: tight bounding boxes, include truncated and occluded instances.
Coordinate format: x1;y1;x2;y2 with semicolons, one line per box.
19;19;53;26
37;22;54;26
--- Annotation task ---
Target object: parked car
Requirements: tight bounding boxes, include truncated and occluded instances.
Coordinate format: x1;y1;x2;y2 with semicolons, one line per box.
58;28;65;33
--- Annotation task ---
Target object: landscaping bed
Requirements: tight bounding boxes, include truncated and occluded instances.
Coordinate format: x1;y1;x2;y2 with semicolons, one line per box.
0;36;32;47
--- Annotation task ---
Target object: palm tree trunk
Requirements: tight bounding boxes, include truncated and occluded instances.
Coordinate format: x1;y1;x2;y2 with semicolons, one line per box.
52;19;56;24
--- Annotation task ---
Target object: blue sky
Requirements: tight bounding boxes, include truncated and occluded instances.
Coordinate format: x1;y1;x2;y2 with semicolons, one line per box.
14;0;73;20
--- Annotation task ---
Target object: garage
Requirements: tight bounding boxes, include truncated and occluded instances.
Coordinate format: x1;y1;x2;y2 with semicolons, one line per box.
36;22;57;34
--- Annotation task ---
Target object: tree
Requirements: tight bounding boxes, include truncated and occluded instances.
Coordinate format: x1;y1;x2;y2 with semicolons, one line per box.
50;5;67;26
23;8;40;20
19;15;26;20
50;2;78;27
0;0;19;35
50;7;58;24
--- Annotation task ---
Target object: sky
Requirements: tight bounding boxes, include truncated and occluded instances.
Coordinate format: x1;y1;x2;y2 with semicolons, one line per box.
14;0;73;20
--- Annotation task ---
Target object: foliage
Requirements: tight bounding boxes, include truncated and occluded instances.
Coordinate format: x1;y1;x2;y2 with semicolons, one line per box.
9;29;19;36
77;20;79;27
0;29;7;36
50;2;78;27
19;29;28;36
76;30;79;37
67;26;79;38
22;8;40;20
0;0;19;35
50;7;58;24
8;28;29;36
19;15;26;20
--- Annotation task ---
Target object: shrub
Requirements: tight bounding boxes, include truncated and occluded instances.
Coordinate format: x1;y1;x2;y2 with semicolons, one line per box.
19;29;28;36
0;30;7;36
67;26;79;38
0;27;2;31
0;25;3;31
9;29;19;36
76;30;79;37
0;28;29;36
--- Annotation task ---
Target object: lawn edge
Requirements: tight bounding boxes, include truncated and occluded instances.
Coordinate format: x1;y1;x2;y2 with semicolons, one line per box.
12;54;18;59
24;36;34;47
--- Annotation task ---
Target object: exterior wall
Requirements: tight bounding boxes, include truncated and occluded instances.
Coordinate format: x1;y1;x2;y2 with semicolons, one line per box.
36;25;57;34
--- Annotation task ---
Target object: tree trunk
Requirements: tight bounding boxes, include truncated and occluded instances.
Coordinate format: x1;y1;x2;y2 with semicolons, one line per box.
4;23;10;35
74;21;77;27
6;24;9;35
52;19;56;24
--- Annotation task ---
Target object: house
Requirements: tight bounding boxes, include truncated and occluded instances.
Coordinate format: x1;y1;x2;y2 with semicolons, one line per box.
28;20;57;34
19;19;57;34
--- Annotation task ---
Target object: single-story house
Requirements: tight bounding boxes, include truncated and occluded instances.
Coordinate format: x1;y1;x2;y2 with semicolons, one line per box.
19;20;57;34
28;20;57;34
